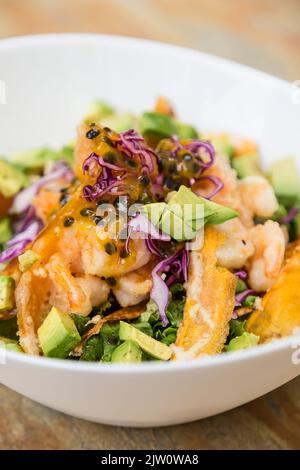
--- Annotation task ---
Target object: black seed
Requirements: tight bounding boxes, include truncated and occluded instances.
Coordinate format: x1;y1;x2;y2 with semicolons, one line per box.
89;122;96;127
63;216;74;227
103;151;118;164
105;277;117;287
60;194;69;207
127;159;137;168
139;175;150;186
103;126;112;133
242;239;247;245
183;153;193;162
168;163;178;173
104;242;116;255
120;248;129;259
93;215;103;225
80;208;95;217
60;187;69;193
165;177;176;189
86;129;100;139
102;136;115;147
192;162;200;173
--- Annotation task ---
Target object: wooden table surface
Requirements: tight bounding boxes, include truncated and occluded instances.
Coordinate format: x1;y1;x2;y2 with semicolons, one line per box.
0;0;300;450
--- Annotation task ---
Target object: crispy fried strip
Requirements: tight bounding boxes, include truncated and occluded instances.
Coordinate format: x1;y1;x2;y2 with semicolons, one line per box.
174;226;236;359
247;240;300;342
82;303;146;342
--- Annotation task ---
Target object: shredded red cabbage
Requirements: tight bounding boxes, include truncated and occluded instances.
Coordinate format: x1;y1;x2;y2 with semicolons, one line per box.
235;289;257;307
118;129;157;174
151;247;189;326
11;161;73;214
279;207;299;225
234;270;248;280
82;131;158;202
170;135;215;170
0;219;42;263
193;175;224;199
126;213;171;254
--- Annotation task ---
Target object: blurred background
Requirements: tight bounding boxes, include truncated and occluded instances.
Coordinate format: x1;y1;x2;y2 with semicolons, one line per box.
0;0;300;451
0;0;299;81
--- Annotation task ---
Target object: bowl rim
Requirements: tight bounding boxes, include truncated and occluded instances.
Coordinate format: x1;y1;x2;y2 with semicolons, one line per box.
0;33;299;374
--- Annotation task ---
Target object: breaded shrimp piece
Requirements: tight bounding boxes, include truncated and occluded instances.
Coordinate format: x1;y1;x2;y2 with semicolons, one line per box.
112;261;155;307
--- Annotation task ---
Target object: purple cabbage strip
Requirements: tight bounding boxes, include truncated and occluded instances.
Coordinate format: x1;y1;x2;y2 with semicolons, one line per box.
235;289;257;307
279;207;299;225
145;237;162;257
11;161;73;214
193;175;224;199
150;248;189;326
234;270;248;280
118;129;157;174
125;213;171;254
0;219;42;263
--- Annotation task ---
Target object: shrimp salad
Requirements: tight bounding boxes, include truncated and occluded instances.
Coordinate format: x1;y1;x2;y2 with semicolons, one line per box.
0;97;300;362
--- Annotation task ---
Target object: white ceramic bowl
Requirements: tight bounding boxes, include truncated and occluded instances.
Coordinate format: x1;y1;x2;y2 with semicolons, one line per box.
0;34;300;427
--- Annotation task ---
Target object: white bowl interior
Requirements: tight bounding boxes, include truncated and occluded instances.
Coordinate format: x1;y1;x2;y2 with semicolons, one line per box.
0;34;299;172
0;34;300;426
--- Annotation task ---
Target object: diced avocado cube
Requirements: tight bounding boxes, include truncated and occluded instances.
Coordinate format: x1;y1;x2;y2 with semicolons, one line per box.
0;316;18;340
139;112;178;140
18;250;40;273
119;321;172;361
102;113;137;132
0;336;23;353
226;332;259;352
111;340;142;363
142;202;167;226
176;122;198;139
235;279;247;293
38;307;81;358
84;100;115;124
0;218;12;245
10;147;59;171
0;276;15;312
0;159;28;198
232;154;261;179
270;157;300;207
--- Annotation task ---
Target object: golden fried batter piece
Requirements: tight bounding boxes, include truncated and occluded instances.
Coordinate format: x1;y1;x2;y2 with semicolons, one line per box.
247;241;300;342
174;226;237;359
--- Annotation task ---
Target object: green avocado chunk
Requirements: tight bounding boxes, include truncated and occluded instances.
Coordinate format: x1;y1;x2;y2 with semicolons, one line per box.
102;113;137;132
0;276;15;312
111;340;142;363
176;122;198;139
38;307;81;358
0;336;23;353
0;336;22;352
232;154;261;179
226;332;259;352
139;112;178;139
10;147;60;171
270;156;300;207
0;218;12;245
18;250;40;272
84;100;115;124
144;186;237;241
119;321;172;361
0;158;28;198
